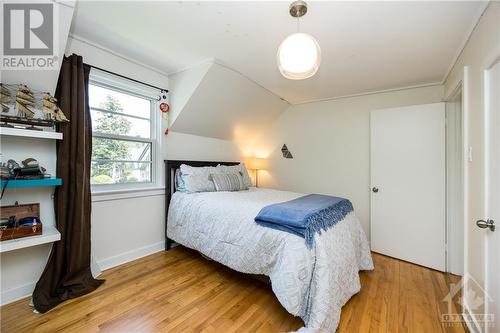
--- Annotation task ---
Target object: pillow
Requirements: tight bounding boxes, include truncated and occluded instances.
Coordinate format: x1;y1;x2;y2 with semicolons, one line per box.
210;173;247;192
174;169;185;192
179;164;218;193
217;163;252;188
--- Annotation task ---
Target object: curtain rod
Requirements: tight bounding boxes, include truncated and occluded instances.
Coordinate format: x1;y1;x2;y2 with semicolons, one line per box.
87;64;169;93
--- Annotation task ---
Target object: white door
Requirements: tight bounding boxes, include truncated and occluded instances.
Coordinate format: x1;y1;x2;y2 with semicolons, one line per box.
371;103;446;271
482;61;499;333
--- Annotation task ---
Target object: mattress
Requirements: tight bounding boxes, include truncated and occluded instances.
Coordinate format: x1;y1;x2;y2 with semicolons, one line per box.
167;187;373;332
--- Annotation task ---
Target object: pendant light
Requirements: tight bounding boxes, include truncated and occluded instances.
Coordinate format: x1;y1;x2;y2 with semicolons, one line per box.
277;1;321;80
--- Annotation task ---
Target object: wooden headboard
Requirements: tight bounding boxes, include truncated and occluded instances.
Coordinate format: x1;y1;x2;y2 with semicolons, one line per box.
164;160;240;250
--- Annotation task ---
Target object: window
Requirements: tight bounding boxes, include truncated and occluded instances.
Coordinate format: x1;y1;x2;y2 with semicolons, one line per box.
89;70;161;191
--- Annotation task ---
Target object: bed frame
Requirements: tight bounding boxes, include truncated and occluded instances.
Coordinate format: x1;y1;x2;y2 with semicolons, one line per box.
164;160;240;251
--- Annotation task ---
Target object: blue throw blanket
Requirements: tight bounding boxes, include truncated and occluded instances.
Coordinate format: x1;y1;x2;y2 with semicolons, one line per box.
255;194;353;248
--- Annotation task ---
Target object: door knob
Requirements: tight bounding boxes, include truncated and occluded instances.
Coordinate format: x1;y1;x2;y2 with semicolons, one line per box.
372;187;379;193
476;219;495;232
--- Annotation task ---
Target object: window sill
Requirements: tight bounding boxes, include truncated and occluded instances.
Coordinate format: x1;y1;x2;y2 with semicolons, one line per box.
91;186;165;202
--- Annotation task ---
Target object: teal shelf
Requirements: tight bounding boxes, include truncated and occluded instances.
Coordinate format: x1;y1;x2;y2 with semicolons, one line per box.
1;178;62;188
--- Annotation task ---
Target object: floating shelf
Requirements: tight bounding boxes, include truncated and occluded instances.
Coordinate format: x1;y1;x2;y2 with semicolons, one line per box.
0;226;61;253
1;178;62;188
0;127;62;140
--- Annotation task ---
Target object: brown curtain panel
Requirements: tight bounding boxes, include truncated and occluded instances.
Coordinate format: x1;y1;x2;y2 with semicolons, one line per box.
32;54;104;313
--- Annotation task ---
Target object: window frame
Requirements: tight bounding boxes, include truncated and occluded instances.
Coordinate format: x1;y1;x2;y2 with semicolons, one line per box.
89;69;163;194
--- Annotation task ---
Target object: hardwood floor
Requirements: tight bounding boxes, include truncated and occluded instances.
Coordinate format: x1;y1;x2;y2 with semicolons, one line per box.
1;247;466;333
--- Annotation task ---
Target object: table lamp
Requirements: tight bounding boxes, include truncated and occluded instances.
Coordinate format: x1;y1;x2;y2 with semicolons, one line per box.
248;158;268;187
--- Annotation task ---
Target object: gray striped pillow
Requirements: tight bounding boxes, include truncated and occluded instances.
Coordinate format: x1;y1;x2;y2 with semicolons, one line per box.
210;173;247;192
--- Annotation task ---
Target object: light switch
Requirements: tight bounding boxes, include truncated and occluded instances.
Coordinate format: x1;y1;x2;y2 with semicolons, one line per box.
468;147;473;162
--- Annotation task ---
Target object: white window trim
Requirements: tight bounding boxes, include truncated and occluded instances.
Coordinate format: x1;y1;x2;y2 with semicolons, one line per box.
89;68;164;195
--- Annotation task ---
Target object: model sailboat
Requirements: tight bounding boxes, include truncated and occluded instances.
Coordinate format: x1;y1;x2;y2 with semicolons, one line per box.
15;85;36;118
42;93;68;122
0;84;11;113
0;83;69;128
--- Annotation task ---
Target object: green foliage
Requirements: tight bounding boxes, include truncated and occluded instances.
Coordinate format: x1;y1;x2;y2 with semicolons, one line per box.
91;95;134;182
92;174;113;184
93;96;131;136
92;95;132;162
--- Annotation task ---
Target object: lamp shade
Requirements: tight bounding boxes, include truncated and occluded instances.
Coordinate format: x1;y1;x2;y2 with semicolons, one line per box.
248;158;268;170
277;32;321;80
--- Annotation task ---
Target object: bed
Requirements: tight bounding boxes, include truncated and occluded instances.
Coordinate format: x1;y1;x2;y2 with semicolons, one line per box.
164;160;373;332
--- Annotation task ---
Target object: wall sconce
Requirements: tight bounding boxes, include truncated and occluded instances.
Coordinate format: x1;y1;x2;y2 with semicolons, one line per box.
248;157;268;187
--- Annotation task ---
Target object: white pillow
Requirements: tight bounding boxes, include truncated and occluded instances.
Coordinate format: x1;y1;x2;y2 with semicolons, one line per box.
180;164;219;193
210;173;248;192
217;163;252;188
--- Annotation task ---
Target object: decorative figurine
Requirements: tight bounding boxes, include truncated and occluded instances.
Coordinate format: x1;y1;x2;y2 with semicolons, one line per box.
0;82;69;129
42;92;68;122
1;84;11;113
15;85;35;118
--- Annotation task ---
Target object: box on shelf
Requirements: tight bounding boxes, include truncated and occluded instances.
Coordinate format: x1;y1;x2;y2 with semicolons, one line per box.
0;203;42;241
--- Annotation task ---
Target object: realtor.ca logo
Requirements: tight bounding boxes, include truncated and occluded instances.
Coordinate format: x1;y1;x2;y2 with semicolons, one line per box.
442;273;495;329
1;2;58;70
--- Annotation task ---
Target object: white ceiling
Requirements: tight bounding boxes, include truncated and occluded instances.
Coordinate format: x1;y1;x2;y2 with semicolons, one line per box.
71;1;484;104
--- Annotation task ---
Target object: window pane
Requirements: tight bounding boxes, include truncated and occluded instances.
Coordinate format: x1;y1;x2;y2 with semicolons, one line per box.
89;84;151;119
91;109;150;138
92;138;151;161
91;161;151;184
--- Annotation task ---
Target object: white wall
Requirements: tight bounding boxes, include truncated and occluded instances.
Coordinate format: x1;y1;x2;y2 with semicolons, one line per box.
248;85;444;237
445;95;464;276
66;36;169;90
163;131;243;162
443;2;500;326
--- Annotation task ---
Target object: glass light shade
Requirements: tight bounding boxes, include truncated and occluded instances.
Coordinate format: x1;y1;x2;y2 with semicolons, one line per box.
277;32;321;80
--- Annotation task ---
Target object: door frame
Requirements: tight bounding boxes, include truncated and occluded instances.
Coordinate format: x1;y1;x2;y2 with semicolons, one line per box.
483;56;500;333
444;83;465;276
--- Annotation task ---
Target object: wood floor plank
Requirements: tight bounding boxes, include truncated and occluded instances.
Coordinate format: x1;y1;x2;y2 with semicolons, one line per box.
1;247;466;333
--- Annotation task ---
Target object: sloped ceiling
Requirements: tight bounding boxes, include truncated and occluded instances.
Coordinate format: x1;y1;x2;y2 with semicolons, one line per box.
168;61;212;126
71;1;484;103
170;62;289;142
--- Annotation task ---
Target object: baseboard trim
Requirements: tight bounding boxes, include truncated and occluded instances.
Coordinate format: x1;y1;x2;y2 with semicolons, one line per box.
97;241;165;272
1;281;35;306
1;242;165;306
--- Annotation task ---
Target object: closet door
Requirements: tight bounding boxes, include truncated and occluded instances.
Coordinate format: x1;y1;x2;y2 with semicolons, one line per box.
370;103;445;271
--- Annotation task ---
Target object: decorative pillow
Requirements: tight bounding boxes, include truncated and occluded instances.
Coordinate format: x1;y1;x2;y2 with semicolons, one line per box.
210;173;247;192
217;163;252;188
174;169;186;192
179;164;218;193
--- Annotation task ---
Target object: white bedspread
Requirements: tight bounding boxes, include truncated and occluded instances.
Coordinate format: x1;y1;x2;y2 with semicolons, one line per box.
167;187;373;332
